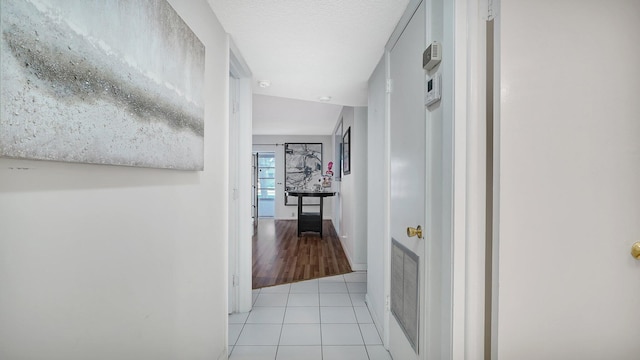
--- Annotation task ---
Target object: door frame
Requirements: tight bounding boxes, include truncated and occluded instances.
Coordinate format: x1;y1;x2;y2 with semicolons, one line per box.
228;37;253;314
449;0;492;357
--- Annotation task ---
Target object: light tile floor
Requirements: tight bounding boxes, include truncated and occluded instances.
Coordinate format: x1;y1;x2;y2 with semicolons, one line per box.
229;271;392;360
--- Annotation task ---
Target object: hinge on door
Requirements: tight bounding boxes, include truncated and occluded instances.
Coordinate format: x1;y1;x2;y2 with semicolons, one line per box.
385;294;391;311
386;79;393;93
233;102;240;114
232;274;239;287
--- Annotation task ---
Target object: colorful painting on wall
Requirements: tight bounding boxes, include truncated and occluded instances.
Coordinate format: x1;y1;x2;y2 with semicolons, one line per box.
284;143;322;206
0;0;205;170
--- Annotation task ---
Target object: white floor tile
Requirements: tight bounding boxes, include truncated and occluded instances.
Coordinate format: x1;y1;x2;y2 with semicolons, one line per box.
236;324;282;345
319;274;346;283
346;282;367;294
254;293;289;307
229;346;277;360
229;312;250;324
321;324;364;345
230;271;374;358
354;307;373;323
246;307;286;324
253;293;259;306
320;293;352;306
344;272;367;283
260;284;291;294
229;324;243;345
322;345;369;360
279;324;322;345
276;345;322;360
366;345;393;360
290;280;319;293
287;293;320;307
284;306;320;324
319;282;349;293
320;307;357;324
359;323;382;345
349;293;366;307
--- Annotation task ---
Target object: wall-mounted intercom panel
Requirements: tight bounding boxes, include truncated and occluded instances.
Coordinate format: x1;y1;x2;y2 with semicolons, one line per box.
424;41;442;108
425;72;441;107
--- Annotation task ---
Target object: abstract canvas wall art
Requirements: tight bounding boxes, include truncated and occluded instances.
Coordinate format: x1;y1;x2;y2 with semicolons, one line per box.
0;0;205;170
284;143;322;206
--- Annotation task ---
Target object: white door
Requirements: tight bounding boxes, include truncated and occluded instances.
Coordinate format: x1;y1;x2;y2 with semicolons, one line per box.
389;2;426;359
494;0;640;358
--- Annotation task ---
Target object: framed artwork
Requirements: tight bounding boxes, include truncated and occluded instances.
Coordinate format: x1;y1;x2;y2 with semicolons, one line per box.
284;143;322;206
342;127;351;175
1;0;205;170
333;120;343;182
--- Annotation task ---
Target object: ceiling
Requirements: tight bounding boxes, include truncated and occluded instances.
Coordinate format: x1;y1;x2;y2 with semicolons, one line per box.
252;94;343;136
207;0;410;109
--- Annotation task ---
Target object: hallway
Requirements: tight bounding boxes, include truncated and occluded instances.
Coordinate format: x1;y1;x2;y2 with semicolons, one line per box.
229;271;391;360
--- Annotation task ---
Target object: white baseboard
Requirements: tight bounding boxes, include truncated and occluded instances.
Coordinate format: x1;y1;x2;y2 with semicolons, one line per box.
339;236;367;271
350;263;367;271
217;348;228;360
365;293;387;347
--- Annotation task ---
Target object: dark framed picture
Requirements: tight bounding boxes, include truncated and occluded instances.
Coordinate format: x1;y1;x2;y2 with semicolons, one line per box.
342;127;351;175
284;143;323;206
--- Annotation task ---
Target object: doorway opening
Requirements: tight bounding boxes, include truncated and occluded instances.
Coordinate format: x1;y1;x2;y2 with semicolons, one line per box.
256;152;276;218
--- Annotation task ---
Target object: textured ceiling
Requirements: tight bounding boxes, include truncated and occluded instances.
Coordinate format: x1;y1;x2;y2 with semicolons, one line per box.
207;0;410;107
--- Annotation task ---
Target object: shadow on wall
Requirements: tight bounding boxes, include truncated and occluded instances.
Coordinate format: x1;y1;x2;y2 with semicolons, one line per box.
0;158;201;193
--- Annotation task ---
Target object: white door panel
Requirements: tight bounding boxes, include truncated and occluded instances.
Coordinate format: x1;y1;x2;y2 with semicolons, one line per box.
496;0;640;358
389;2;425;359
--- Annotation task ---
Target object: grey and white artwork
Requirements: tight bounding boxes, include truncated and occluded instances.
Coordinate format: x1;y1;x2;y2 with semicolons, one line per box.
284;143;322;206
0;0;205;170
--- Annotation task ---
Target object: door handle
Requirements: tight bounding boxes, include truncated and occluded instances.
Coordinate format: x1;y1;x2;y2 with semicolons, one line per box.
407;225;423;239
631;242;640;260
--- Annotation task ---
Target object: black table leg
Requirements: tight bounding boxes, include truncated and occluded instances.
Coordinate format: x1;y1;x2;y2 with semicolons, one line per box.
319;197;323;237
297;195;303;236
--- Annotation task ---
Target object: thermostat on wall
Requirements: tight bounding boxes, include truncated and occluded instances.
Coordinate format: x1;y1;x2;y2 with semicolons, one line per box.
423;41;442;70
425;72;442;107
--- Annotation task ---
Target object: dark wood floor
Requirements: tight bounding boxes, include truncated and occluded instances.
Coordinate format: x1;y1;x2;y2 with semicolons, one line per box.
252;219;353;289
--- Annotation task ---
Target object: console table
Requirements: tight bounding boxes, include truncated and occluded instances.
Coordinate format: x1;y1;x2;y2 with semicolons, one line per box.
286;191;336;237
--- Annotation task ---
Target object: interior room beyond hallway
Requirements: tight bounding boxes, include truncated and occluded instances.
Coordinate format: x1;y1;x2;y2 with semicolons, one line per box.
252;219;352;289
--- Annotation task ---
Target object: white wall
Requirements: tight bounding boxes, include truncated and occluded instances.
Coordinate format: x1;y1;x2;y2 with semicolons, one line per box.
252;135;334;220
332;121;344;235
424;0;455;357
365;56;388;340
253;95;343;136
0;1;230;359
335;106;368;270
